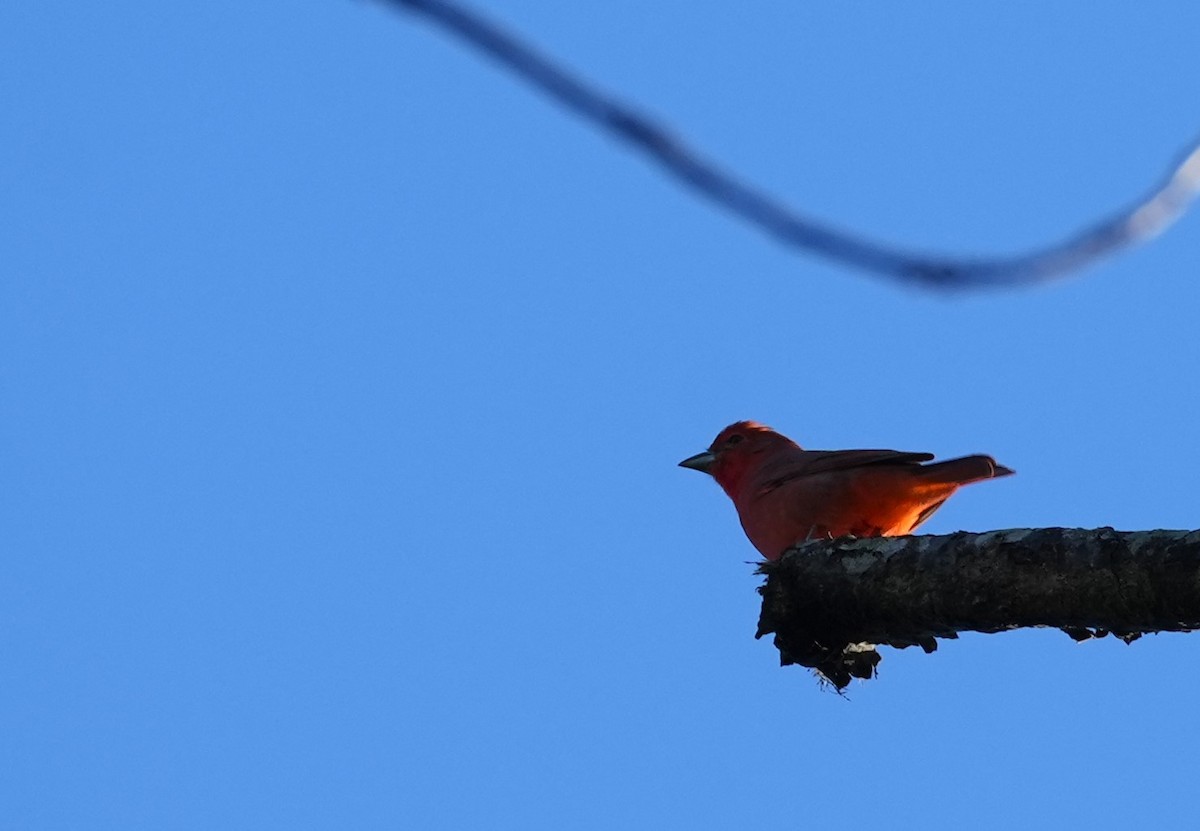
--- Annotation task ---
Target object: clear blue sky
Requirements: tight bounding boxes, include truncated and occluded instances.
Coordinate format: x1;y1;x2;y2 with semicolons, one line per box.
5;2;1200;828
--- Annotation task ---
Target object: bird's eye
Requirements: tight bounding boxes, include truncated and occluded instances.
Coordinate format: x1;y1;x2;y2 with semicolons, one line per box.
726;434;745;447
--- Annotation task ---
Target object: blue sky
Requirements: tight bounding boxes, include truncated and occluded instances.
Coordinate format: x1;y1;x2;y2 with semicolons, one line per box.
5;2;1200;828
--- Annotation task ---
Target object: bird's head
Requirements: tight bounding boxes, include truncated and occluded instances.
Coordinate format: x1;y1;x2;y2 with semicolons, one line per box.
678;421;799;497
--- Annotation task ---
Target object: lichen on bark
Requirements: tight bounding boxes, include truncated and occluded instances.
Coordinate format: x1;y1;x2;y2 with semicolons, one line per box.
756;527;1200;689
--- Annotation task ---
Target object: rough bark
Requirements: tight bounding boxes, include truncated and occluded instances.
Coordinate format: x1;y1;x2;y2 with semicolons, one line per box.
756;527;1200;689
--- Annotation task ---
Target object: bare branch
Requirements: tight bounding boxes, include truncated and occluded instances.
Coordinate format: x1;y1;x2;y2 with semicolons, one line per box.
757;528;1200;689
384;0;1199;289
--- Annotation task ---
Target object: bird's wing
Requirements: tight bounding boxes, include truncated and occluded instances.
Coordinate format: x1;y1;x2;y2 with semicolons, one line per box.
758;449;935;491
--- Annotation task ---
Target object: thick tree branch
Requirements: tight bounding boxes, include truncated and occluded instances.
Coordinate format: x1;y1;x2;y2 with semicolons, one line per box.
384;0;1200;289
756;527;1200;689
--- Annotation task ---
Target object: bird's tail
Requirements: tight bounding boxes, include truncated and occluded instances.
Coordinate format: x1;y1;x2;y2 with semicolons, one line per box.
919;455;1014;486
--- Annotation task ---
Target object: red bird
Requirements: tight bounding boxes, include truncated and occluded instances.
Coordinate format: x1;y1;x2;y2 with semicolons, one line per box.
680;421;1013;560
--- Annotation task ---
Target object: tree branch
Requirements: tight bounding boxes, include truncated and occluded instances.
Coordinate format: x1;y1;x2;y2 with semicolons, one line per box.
756;527;1200;689
384;0;1200;289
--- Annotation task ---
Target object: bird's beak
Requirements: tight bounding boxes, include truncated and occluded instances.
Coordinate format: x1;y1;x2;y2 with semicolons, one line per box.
678;450;715;475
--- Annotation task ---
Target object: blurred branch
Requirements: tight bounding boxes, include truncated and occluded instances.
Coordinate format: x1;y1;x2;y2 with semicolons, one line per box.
756;527;1200;689
384;0;1199;289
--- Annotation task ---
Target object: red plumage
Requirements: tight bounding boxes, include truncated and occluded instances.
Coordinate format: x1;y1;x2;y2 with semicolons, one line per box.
680;421;1013;560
